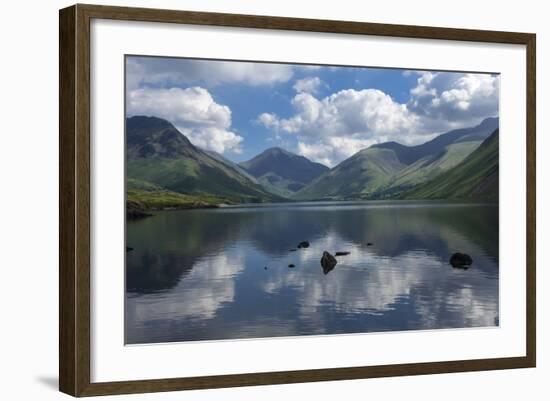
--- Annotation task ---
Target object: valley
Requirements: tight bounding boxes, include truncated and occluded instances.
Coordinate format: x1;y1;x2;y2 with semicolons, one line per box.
125;115;499;213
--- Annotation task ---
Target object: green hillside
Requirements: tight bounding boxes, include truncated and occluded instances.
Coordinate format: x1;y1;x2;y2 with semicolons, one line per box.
126;178;229;210
126;116;282;205
293;147;405;200
294;118;498;200
125;115;499;206
401;130;499;200
385;140;483;192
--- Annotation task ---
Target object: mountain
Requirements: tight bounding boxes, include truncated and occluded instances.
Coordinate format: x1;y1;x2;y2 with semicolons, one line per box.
294;117;499;200
292;146;406;200
239;147;329;197
126;116;282;204
401;130;499;200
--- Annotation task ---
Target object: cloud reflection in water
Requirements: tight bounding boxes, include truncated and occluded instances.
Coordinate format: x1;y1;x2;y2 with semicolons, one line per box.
125;201;499;344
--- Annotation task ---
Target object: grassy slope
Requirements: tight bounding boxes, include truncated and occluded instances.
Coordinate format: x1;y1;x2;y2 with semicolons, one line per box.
384;141;482;190
294;140;486;200
401;131;498;200
127;189;225;209
126;178;227;209
127;157;280;203
294;118;498;201
126;117;283;204
293;147;405;200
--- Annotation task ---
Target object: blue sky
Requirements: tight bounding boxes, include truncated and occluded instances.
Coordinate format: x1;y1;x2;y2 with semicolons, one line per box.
126;56;499;167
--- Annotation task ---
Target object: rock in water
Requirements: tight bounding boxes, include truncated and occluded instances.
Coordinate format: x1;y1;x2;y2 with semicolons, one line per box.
450;252;473;268
297;241;310;249
366;242;373;246
335;251;350;256
126;246;134;252
321;251;337;274
288;264;295;268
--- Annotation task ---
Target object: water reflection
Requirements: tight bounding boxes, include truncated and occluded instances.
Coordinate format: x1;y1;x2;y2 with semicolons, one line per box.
125;201;499;344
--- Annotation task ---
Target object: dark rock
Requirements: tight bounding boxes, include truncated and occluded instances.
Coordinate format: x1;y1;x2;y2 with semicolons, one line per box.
288;264;295;268
335;251;350;256
320;251;338;274
366;242;373;246
297;241;310;249
264;266;268;270
450;252;473;268
126;246;134;252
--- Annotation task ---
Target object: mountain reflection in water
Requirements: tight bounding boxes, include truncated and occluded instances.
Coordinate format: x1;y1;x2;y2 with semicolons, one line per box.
125;201;499;344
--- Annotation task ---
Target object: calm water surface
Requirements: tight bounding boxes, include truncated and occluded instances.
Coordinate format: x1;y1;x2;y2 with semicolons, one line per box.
125;201;499;344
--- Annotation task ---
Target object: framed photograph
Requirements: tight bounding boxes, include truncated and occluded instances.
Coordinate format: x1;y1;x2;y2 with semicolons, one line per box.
59;4;536;397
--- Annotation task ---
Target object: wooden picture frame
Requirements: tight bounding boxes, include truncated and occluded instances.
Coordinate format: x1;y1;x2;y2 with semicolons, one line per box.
59;3;536;397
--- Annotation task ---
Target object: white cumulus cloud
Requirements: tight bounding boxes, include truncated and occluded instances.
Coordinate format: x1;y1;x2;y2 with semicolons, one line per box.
293;76;324;94
127;86;243;154
408;71;499;130
259;71;499;166
258;89;419;166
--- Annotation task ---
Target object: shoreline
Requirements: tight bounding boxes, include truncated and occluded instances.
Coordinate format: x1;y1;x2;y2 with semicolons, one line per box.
130;198;499;217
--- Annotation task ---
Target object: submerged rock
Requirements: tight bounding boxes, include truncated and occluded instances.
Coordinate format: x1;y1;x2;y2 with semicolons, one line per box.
321;251;338;275
297;241;310;249
335;251;350;256
366;242;373;246
288;264;295;268
450;253;473;268
126;246;134;252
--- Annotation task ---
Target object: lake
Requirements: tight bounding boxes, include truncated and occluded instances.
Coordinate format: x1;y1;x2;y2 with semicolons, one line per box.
125;201;499;344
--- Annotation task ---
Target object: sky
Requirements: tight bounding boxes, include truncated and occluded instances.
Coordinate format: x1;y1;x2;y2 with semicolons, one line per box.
126;56;500;167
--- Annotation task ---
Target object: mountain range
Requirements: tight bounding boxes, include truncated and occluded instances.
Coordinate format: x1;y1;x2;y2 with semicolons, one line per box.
295;117;499;200
125;115;499;210
126;116;282;208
